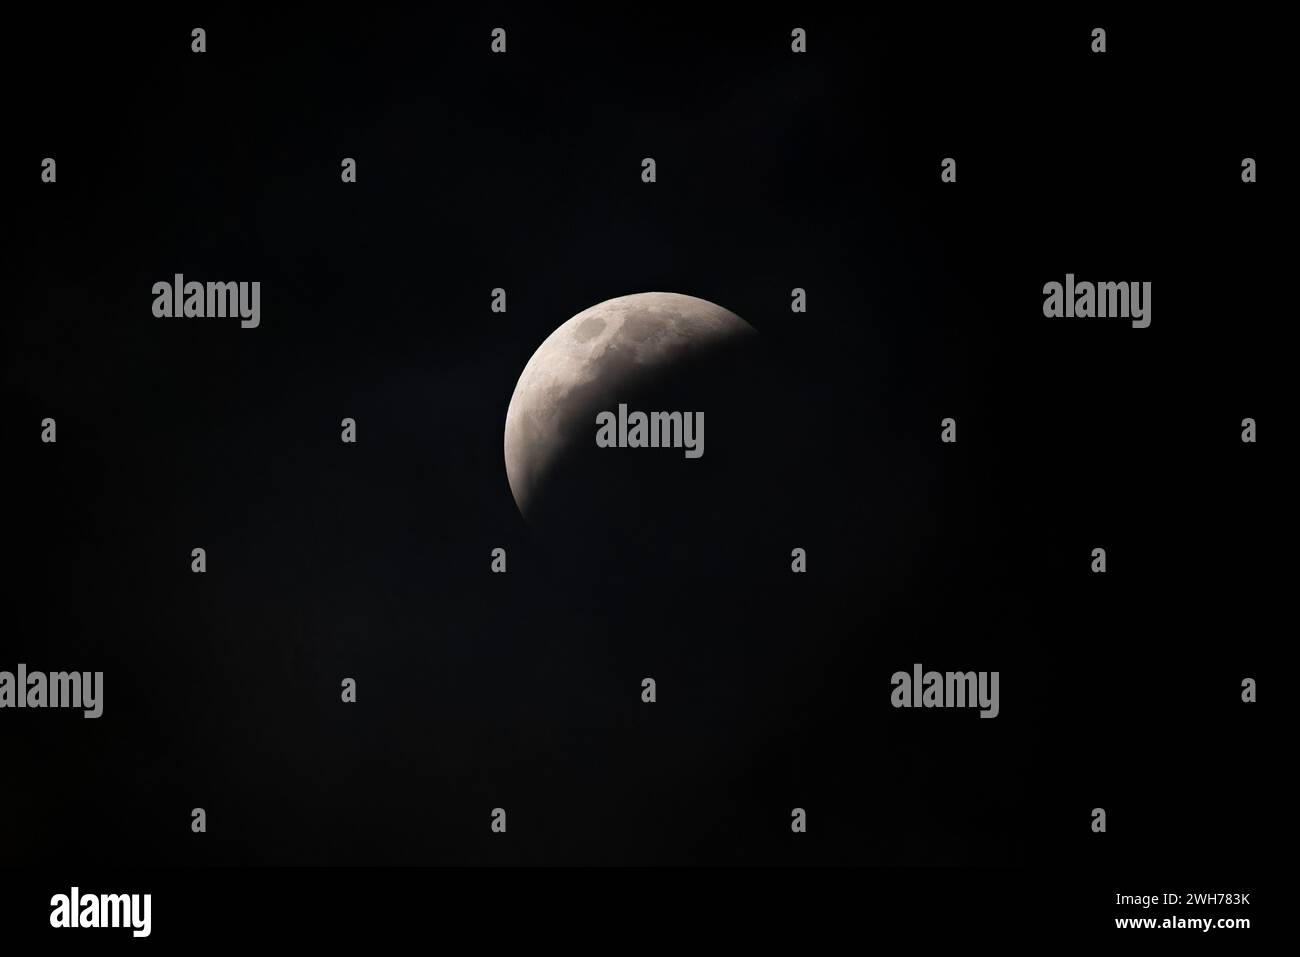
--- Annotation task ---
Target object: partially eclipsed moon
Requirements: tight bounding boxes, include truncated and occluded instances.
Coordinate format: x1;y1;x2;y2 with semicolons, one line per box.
503;292;758;525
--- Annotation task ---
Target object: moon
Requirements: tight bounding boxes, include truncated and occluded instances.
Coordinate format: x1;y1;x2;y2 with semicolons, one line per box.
504;292;759;538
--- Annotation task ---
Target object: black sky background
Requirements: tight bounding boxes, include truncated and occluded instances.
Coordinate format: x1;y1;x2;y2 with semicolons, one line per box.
2;7;1278;874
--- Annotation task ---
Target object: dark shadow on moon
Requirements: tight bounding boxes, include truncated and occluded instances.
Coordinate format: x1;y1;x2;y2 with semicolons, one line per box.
521;329;784;578
503;293;938;608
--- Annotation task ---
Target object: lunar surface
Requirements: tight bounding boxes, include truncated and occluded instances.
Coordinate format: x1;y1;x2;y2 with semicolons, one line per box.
504;292;760;539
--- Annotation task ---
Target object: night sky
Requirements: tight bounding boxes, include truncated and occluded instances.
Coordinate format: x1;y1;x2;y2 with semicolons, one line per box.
3;7;1277;878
